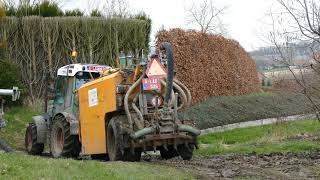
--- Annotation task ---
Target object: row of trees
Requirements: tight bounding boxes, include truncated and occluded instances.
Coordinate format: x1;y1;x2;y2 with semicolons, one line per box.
3;1;105;17
0;16;151;104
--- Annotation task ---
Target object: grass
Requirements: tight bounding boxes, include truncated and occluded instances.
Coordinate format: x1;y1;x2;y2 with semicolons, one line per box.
196;119;320;156
184;91;315;129
0;153;193;180
0;106;39;149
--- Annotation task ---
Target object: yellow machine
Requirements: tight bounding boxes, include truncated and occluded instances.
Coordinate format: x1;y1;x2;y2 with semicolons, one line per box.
25;43;200;161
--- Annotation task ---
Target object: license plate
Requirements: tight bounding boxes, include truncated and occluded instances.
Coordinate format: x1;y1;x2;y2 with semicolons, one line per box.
143;78;161;91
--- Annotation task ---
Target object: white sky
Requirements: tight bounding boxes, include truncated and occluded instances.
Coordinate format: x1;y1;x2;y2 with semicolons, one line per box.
62;0;278;51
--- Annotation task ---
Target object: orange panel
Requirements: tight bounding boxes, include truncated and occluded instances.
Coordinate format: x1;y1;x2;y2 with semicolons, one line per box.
78;72;122;155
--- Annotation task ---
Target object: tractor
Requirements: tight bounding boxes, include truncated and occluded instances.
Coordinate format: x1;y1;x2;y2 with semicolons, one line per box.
25;42;200;161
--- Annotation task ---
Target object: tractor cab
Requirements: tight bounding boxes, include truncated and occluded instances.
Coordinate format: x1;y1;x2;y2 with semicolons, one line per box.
50;64;111;116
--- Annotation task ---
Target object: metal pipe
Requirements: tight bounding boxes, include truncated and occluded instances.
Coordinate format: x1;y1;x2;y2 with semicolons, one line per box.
124;75;144;129
130;124;201;139
0;89;15;96
178;125;201;136
130;127;155;139
0;87;20;101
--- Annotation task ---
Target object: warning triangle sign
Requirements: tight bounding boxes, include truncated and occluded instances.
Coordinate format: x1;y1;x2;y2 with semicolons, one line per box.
146;59;167;78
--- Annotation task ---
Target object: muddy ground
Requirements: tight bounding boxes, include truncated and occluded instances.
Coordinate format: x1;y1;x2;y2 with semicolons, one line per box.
143;152;320;179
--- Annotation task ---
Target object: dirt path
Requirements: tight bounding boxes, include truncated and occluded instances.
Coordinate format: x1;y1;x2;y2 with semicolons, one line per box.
143;152;320;179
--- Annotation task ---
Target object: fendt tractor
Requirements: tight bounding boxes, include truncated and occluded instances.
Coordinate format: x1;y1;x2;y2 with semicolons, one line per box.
24;43;200;161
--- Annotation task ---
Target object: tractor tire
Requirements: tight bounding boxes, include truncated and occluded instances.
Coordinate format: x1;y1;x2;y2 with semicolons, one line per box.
178;143;194;160
50;115;80;158
107;116;141;162
25;123;44;155
160;146;179;159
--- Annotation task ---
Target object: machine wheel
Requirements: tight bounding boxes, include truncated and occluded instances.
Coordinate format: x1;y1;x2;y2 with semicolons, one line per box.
160;146;179;159
107;116;142;162
50;115;80;158
178;143;194;160
25;123;44;155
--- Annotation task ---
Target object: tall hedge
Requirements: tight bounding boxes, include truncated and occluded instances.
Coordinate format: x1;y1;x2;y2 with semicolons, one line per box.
0;17;151;102
157;29;260;104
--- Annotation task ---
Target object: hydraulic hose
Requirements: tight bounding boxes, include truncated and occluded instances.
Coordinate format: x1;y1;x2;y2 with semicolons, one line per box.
161;42;175;106
132;94;144;129
173;79;192;107
161;80;186;110
124;74;144;129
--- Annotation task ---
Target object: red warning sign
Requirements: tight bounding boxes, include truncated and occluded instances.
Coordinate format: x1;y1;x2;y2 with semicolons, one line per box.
146;59;167;78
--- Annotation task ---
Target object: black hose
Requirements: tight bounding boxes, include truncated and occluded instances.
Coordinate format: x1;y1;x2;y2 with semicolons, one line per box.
161;42;175;105
0;137;14;153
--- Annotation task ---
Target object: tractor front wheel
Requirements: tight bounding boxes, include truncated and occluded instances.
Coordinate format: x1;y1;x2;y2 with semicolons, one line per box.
50;116;80;158
25;123;44;155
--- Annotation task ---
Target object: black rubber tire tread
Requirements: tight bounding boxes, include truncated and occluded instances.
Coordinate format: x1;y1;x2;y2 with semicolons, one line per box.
107;116;141;162
160;146;179;160
178;143;194;160
25;123;44;155
50;115;80;158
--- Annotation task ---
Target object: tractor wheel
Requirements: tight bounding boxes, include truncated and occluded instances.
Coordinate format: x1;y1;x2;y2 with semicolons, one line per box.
107;116;141;162
25;123;44;155
178;143;194;160
50;116;80;158
160;146;179;159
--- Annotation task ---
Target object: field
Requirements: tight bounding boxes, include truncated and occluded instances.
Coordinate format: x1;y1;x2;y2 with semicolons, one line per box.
150;119;320;179
0;153;193;180
1;92;320;179
197;119;320;156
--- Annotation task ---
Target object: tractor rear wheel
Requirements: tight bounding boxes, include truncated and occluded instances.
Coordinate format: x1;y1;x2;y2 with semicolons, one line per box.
25;123;44;155
160;146;179;159
50;116;80;158
107;116;141;162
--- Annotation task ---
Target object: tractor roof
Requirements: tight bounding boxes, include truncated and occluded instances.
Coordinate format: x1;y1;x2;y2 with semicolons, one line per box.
57;64;112;77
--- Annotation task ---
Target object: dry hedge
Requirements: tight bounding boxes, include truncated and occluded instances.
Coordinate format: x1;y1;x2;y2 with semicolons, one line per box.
157;29;260;104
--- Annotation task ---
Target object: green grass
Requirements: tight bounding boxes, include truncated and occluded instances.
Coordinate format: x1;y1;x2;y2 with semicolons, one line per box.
184;91;315;129
196;119;320;156
0;106;39;149
0;153;193;180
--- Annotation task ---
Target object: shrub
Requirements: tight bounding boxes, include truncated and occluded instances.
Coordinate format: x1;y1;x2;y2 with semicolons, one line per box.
0;60;24;105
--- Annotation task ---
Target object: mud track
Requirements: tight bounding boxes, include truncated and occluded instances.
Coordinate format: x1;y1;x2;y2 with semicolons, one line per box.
142;152;320;179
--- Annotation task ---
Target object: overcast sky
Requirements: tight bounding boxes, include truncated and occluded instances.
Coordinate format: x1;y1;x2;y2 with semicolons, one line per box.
61;0;277;51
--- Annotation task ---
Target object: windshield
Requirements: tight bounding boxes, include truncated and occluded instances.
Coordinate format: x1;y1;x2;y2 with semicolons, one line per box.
75;72;100;89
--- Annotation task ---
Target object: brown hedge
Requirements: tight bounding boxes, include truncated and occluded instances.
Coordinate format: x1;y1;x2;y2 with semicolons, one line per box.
156;29;260;104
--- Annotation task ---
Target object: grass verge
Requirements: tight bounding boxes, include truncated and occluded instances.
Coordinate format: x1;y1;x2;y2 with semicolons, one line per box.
196;119;320;156
0;106;39;149
0;153;193;180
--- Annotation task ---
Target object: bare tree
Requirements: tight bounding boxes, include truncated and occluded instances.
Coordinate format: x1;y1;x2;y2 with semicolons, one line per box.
103;0;130;18
186;0;227;34
266;0;320;118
